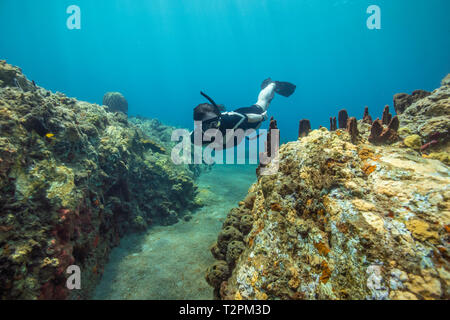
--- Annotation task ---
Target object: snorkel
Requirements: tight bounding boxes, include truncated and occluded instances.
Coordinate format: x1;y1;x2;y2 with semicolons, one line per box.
199;91;223;131
190;92;224;146
200;91;222;114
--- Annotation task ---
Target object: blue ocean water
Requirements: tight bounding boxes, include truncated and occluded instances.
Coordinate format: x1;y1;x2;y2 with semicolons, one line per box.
1;0;449;142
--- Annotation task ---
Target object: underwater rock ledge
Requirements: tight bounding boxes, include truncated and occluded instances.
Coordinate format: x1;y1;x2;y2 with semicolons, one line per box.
206;75;450;300
0;60;202;299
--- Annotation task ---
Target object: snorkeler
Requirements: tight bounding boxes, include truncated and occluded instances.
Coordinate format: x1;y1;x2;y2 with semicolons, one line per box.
191;78;296;148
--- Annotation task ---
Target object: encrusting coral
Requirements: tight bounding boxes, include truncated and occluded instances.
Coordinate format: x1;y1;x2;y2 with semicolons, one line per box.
0;61;202;299
206;74;450;301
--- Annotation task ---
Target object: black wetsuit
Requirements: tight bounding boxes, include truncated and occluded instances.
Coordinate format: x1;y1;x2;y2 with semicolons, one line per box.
218;104;265;134
191;104;265;148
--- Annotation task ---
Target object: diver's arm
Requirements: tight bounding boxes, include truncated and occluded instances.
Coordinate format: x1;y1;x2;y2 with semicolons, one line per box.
246;112;268;123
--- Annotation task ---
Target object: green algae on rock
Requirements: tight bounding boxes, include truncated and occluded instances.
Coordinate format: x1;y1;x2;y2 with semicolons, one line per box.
404;135;422;150
0;61;201;299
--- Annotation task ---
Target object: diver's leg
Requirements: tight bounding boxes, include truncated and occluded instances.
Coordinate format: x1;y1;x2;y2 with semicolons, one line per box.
256;82;276;112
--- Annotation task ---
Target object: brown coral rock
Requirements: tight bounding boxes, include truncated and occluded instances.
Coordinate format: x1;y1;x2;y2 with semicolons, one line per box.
226;241;246;266
217;226;243;255
205;260;230;288
330;117;337;131
267;117;279;158
239;215;254;235
362;106;373;124
368;118;383;143
346;117;359;144
382;105;392;125
298;119;311;138
338;109;348;129
368;116;399;144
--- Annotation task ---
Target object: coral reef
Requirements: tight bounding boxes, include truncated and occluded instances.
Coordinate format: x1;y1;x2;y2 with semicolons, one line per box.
102;92;128;115
298;119;311;138
206;76;450;300
0;61;200;299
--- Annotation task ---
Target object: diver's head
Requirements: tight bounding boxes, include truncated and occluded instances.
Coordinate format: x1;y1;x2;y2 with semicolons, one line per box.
194;103;220;121
191;103;222;146
193;103;222;132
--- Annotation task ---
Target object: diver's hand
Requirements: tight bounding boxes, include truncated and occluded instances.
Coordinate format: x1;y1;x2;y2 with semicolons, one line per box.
247;112;268;123
261;111;268;122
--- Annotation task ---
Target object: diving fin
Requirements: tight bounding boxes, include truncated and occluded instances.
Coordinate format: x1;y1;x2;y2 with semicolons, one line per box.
261;78;297;97
274;81;296;97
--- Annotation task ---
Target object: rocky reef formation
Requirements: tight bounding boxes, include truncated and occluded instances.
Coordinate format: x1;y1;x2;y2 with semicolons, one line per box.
394;90;431;115
397;74;450;164
128;116;210;178
102;92;128;115
0;61;200;299
206;75;450;300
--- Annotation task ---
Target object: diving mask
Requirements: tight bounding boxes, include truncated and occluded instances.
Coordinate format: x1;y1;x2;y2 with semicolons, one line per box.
202;116;221;132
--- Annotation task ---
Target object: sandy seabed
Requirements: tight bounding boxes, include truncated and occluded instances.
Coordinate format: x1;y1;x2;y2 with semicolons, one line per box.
93;165;257;300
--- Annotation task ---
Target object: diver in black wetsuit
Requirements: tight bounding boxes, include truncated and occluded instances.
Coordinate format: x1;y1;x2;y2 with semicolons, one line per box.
191;78;296;148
